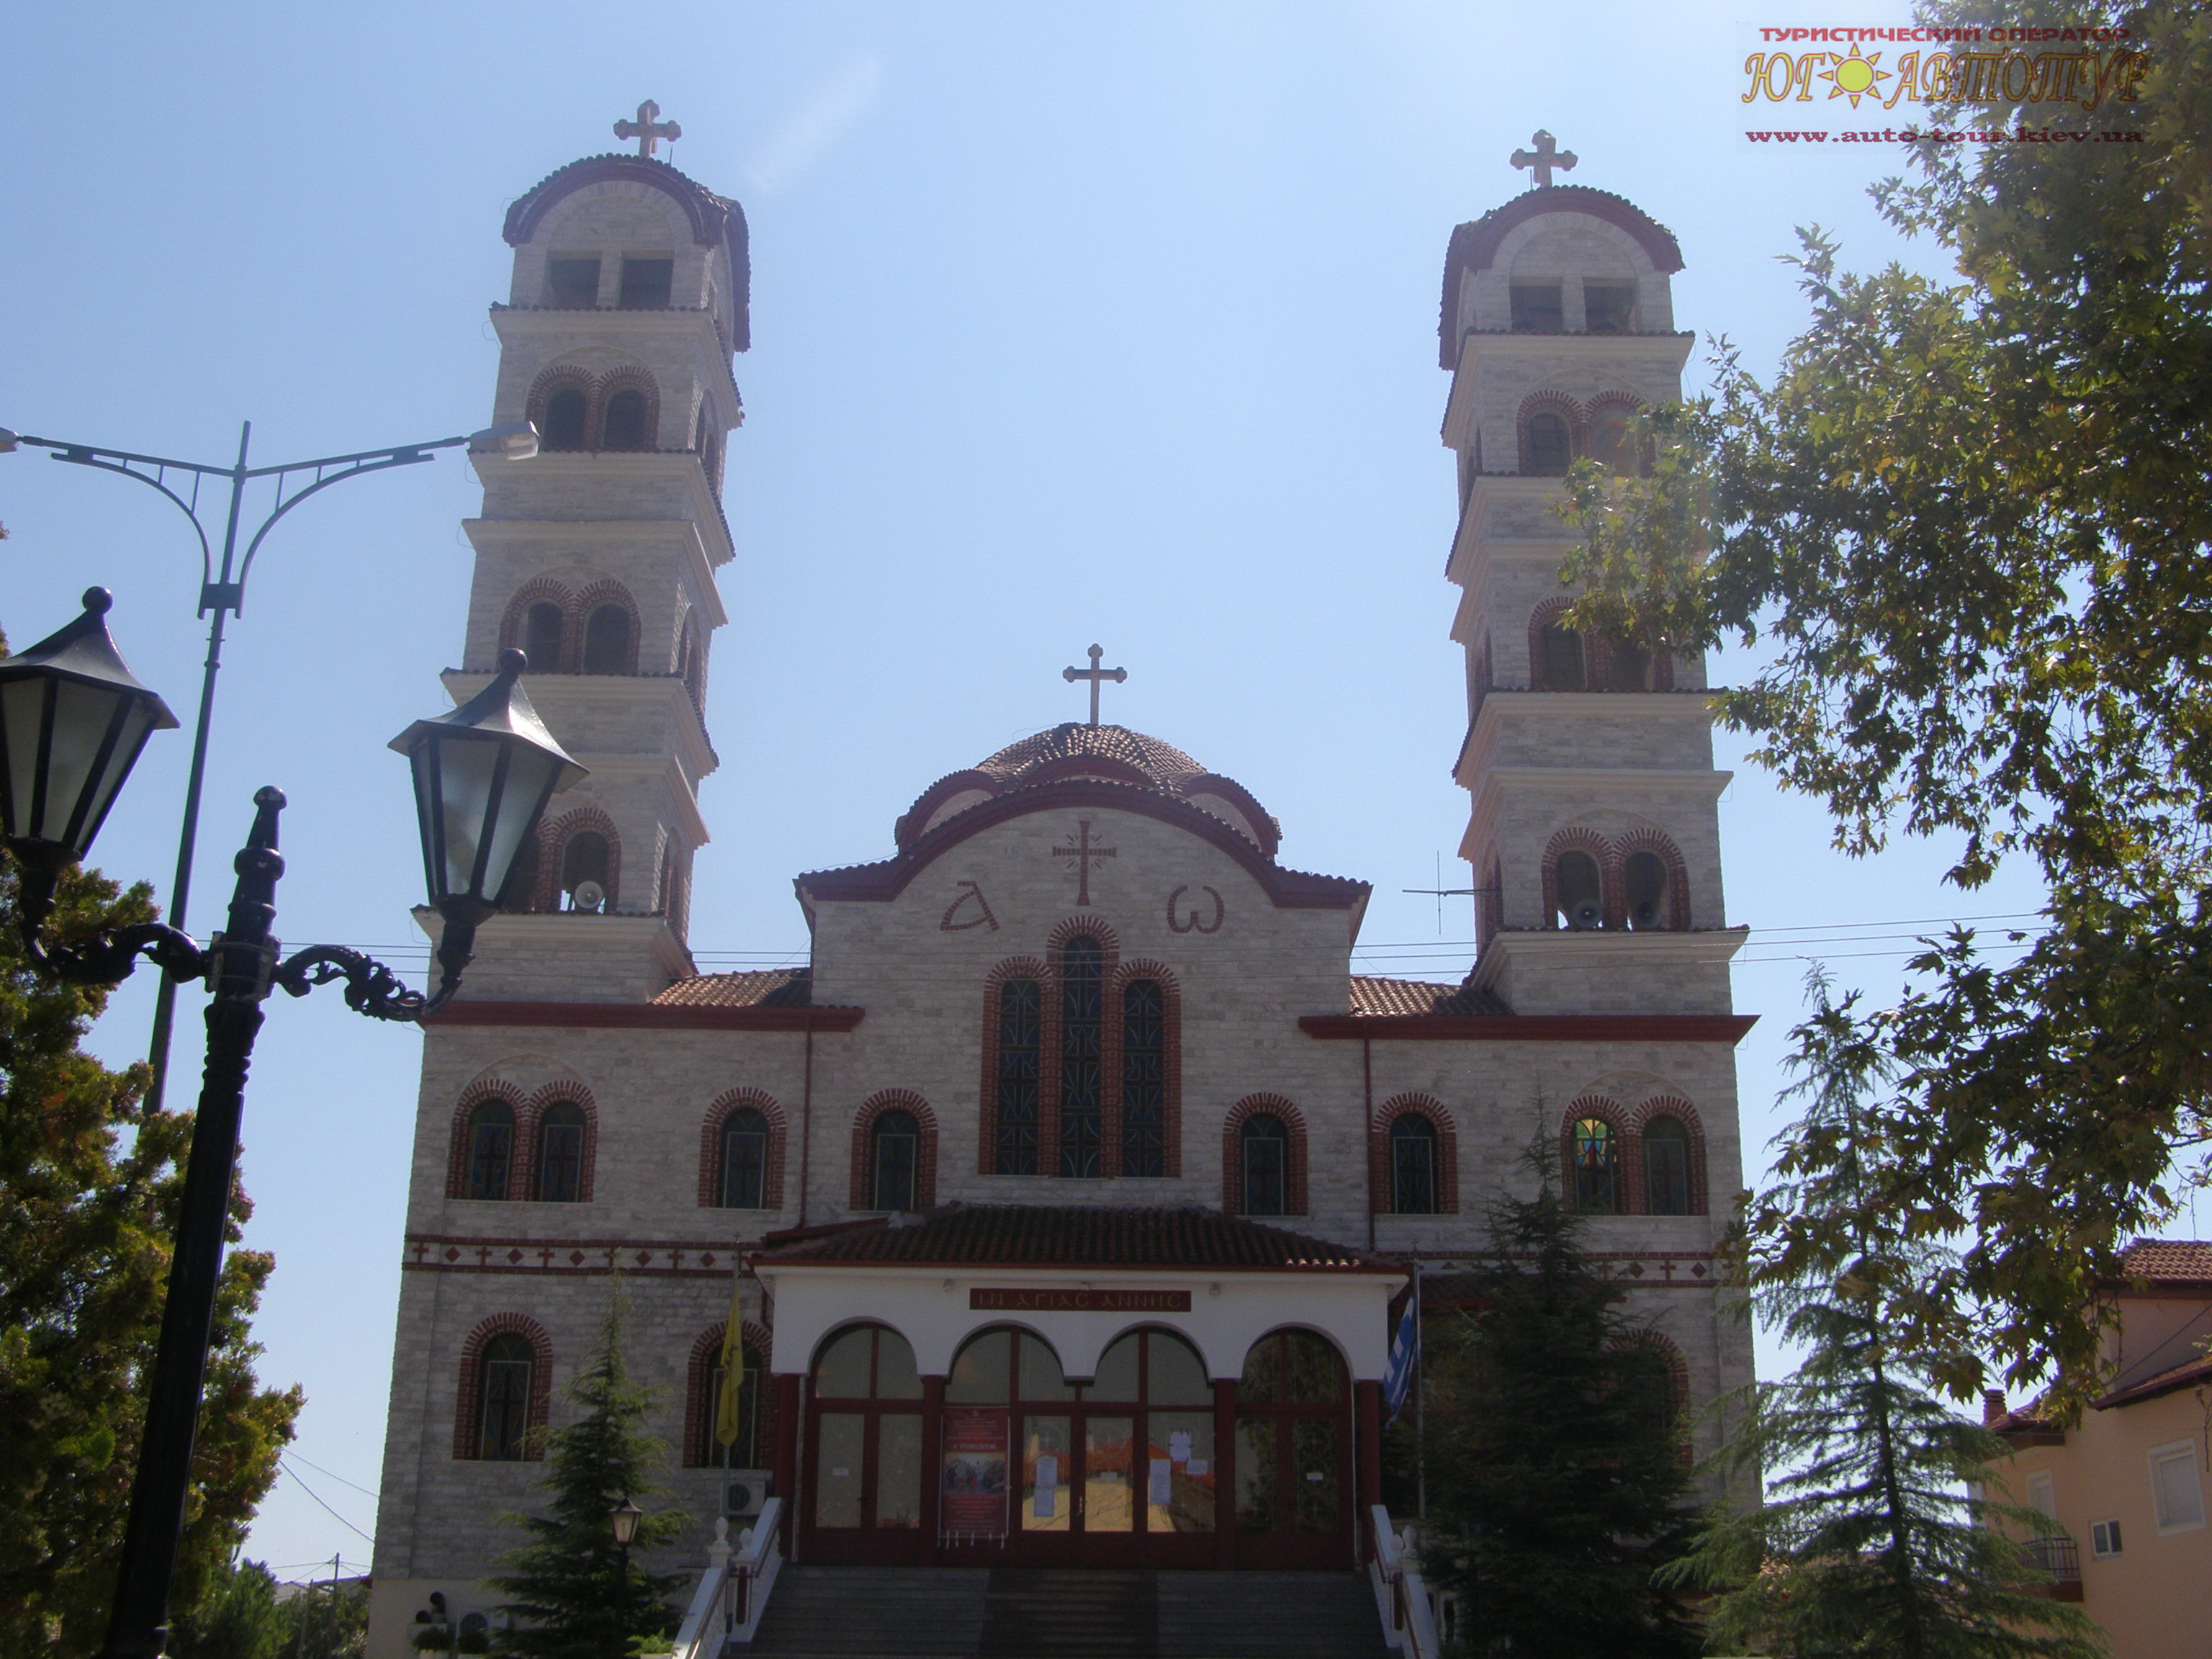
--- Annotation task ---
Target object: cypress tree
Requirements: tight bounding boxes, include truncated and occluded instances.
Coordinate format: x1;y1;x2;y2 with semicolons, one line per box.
489;1287;686;1658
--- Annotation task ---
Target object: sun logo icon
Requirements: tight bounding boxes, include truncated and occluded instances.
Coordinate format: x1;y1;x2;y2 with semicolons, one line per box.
1817;45;1889;107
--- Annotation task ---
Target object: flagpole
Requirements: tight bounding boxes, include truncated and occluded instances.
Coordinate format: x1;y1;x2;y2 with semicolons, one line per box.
1413;1257;1426;1522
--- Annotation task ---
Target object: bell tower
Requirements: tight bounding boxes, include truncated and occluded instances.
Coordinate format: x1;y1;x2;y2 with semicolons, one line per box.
1439;143;1741;1014
441;113;748;1001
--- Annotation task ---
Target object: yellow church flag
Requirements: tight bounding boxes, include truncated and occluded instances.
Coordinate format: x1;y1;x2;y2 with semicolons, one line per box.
713;1272;745;1451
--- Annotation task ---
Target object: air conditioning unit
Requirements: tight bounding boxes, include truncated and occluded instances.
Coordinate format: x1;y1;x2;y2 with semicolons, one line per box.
1567;899;1604;930
724;1473;772;1519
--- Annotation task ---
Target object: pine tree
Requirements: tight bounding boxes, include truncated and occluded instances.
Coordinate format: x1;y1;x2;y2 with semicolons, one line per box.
490;1287;687;1658
0;855;300;1655
168;1557;283;1659
1419;1156;1703;1658
1671;987;2105;1658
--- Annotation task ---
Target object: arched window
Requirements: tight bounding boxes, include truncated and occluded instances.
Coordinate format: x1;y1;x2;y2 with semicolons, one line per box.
1644;1116;1692;1215
678;616;705;709
871;1110;920;1212
1570;1117;1620;1213
1241;1115;1288;1218
560;832;610;911
601;387;650;451
1524;411;1573;476
1555;850;1604;930
810;1325;922;1533
1058;938;1105;1179
477;1334;534;1461
720;1107;770;1209
1607;637;1652;691
1235;1331;1348;1548
1389;1114;1438;1215
1588;408;1636;473
465;1102;513;1200
1624;850;1671;930
994;979;1041;1176
699;1337;766;1468
535;1100;586;1202
541;388;588;451
1121;979;1166;1178
522;601;565;675
581;604;632;674
1536;623;1586;691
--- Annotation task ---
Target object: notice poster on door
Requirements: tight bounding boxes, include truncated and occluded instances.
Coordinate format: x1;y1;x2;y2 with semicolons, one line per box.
940;1408;1009;1539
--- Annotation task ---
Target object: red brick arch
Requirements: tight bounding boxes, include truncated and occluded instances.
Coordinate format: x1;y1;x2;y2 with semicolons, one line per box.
572;580;642;675
850;1090;937;1211
1527;595;1591;692
454;1313;552;1460
1369;1092;1459;1215
526;365;595;451
595;365;662;450
979;957;1049;1177
1112;959;1182;1179
1516;390;1583;475
446;1080;528;1200
685;1318;776;1467
523;1083;597;1204
698;1089;788;1211
1222;1094;1307;1218
539;805;623;912
1039;923;1119;1178
1560;1097;1632;1214
1615;830;1693;932
1616;1329;1694;1461
1628;1095;1709;1217
499;577;579;672
1541;827;1619;931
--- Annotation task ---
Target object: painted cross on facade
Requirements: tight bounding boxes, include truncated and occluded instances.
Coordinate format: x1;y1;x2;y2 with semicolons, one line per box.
1053;819;1117;908
614;100;682;158
1509;130;1578;188
1062;644;1128;728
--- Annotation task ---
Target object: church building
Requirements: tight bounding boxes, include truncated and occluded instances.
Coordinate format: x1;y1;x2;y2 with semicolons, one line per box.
366;118;1753;1650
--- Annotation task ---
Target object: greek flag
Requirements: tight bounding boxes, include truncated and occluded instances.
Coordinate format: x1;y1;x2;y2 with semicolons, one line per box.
1382;1294;1419;1424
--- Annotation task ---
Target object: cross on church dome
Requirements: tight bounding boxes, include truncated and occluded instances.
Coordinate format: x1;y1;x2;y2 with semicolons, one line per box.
1509;130;1577;188
1061;644;1128;728
614;99;681;158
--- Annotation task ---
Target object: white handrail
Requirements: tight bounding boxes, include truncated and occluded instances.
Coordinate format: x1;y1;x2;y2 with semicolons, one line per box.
1367;1505;1442;1659
671;1499;783;1659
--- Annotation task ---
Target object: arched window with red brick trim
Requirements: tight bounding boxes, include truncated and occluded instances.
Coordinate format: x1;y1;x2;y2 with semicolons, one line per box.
698;1090;786;1212
1517;392;1582;477
1370;1094;1459;1215
1527;599;1588;693
499;579;576;675
526;366;593;452
448;1085;527;1201
542;809;621;912
1223;1095;1305;1218
533;1097;590;1202
851;1092;936;1213
1618;832;1692;932
1615;1331;1692;1461
454;1316;551;1461
686;1321;773;1469
1635;1097;1708;1216
1563;1105;1627;1214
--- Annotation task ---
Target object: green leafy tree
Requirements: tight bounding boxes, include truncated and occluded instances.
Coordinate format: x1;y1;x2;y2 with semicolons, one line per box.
274;1572;369;1659
1555;0;2212;1409
490;1287;685;1658
169;1556;284;1659
1419;1158;1702;1658
1675;985;2104;1658
0;854;300;1655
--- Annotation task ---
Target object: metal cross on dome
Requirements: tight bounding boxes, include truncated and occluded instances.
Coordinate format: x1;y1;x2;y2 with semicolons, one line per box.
615;100;682;158
1510;130;1578;188
1062;644;1128;728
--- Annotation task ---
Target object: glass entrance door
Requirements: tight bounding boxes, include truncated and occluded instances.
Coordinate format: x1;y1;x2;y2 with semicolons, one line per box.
803;1324;925;1564
1233;1330;1352;1568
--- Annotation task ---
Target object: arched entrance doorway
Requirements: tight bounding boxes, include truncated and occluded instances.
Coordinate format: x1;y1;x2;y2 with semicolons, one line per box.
1233;1329;1353;1568
801;1323;925;1564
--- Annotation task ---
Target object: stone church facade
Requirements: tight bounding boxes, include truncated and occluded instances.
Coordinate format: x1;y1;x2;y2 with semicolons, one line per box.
365;136;1753;1650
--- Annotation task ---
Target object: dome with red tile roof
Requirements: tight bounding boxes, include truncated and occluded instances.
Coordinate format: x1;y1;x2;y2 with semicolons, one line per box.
893;724;1281;856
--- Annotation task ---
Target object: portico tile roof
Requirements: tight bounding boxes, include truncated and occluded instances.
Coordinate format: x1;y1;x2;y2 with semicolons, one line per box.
1348;975;1511;1017
2120;1238;2212;1284
652;967;811;1008
752;1205;1400;1273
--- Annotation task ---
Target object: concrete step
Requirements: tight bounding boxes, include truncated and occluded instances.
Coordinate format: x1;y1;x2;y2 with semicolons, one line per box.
741;1566;989;1656
979;1570;1156;1658
1157;1570;1390;1659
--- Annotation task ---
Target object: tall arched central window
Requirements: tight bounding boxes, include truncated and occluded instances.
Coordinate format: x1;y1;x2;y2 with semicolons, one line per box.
720;1107;769;1209
477;1334;534;1461
871;1110;919;1212
466;1101;514;1200
1059;938;1104;1179
1389;1114;1438;1215
1121;979;1166;1177
535;1100;585;1202
1241;1115;1288;1217
994;978;1041;1176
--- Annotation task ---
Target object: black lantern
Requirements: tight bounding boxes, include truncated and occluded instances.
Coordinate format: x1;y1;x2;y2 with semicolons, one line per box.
609;1496;644;1547
390;647;585;981
0;587;178;931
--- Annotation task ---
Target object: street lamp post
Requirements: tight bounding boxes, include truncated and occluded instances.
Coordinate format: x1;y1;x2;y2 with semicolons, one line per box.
0;418;538;1115
609;1496;644;1658
0;593;583;1659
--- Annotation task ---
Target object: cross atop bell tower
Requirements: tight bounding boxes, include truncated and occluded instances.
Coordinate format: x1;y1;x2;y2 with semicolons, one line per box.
614;99;682;158
1509;130;1577;189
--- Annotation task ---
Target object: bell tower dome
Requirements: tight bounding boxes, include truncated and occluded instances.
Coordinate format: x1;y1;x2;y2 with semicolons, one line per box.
1439;143;1742;1015
439;113;749;1000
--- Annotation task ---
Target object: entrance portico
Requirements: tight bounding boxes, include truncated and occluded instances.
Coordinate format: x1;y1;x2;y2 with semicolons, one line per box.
751;1207;1406;1571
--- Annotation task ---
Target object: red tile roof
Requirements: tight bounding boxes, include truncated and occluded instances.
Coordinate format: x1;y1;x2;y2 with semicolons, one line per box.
2096;1353;2212;1411
652;967;811;1008
1439;185;1685;368
2120;1238;2212;1285
1349;975;1512;1017
750;1205;1401;1274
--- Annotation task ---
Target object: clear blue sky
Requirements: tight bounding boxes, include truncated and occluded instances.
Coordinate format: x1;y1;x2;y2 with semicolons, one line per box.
1;1;2064;1578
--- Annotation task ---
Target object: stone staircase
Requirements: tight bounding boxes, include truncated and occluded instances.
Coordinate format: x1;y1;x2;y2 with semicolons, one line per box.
739;1565;1390;1658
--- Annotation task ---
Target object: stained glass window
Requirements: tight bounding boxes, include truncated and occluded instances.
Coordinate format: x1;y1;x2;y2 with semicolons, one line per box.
1122;979;1165;1177
1571;1117;1619;1213
995;979;1040;1175
1058;938;1103;1179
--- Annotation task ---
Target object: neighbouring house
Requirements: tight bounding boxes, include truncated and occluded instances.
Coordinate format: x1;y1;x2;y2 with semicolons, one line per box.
1985;1239;2212;1657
